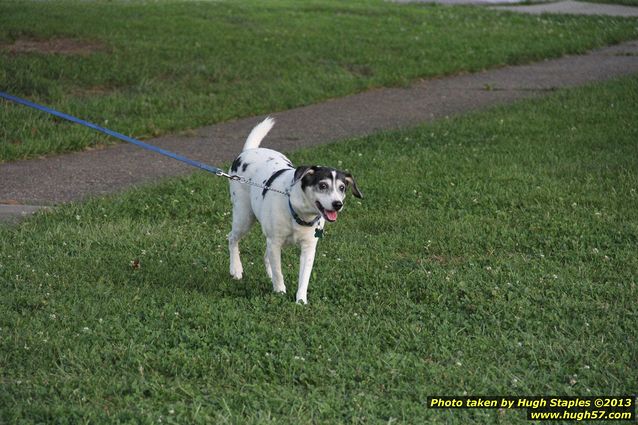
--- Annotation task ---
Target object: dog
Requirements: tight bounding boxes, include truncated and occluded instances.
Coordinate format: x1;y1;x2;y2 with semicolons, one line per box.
227;117;362;304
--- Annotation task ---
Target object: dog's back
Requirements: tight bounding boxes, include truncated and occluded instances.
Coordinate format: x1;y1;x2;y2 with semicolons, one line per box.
229;117;294;194
228;118;295;223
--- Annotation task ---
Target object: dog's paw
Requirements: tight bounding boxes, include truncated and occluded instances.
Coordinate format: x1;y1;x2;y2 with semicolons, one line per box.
230;264;243;280
296;297;308;305
272;284;286;294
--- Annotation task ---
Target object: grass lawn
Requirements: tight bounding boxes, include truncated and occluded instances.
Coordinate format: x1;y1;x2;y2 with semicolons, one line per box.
1;0;638;162
1;73;637;423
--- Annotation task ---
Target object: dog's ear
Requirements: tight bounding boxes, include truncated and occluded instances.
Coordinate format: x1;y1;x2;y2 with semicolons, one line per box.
294;165;316;183
344;172;363;199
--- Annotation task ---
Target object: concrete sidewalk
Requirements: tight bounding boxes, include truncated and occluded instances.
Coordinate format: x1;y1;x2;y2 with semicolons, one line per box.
2;40;638;222
396;0;638;17
495;0;638;17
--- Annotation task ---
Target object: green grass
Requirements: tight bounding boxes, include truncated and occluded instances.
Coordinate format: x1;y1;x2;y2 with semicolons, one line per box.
1;73;637;423
2;0;638;162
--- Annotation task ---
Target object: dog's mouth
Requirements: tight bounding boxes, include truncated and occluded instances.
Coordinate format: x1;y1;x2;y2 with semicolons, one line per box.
315;201;338;222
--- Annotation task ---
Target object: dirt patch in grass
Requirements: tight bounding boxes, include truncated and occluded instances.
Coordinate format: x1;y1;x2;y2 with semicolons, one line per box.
343;63;375;77
71;85;117;98
2;38;107;56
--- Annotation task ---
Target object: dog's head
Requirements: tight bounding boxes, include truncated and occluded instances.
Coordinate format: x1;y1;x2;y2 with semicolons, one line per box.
294;165;363;222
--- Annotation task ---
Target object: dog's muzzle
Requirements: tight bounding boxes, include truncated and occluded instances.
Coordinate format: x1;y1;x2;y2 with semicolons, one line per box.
316;201;340;222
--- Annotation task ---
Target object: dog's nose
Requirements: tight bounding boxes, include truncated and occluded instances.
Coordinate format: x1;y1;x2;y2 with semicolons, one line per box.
332;201;343;211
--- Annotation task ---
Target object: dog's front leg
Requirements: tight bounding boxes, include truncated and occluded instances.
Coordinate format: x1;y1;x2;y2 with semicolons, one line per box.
296;240;318;304
266;238;286;294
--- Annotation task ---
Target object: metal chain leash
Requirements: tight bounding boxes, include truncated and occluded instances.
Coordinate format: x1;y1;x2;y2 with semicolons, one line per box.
215;170;290;196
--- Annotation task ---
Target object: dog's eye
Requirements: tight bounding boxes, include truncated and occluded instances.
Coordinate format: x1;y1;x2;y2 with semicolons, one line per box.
339;185;345;192
318;183;328;190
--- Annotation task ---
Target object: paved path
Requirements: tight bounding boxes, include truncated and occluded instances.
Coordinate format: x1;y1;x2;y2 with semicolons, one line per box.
495;0;638;17
393;0;524;4
2;40;638;222
396;0;638;17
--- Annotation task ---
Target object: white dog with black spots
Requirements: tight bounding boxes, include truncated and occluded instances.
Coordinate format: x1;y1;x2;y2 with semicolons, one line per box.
227;117;362;304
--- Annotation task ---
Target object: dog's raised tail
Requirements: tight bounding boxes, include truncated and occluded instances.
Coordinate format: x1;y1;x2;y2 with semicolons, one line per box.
243;116;275;151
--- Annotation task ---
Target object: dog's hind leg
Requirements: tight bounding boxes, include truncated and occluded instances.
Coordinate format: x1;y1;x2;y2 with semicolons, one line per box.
263;251;273;280
266;238;286;293
228;195;254;280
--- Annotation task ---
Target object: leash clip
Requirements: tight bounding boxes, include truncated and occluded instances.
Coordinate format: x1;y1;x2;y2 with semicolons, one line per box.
216;170;241;181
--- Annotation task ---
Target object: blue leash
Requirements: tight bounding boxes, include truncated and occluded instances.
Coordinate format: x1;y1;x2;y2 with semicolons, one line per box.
0;91;293;196
0;91;229;177
1;92;320;230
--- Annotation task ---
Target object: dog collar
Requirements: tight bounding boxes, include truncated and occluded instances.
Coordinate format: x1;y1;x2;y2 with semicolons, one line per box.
288;198;321;227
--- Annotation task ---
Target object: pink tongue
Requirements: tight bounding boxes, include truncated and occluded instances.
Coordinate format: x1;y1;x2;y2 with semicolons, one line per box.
325;210;338;221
